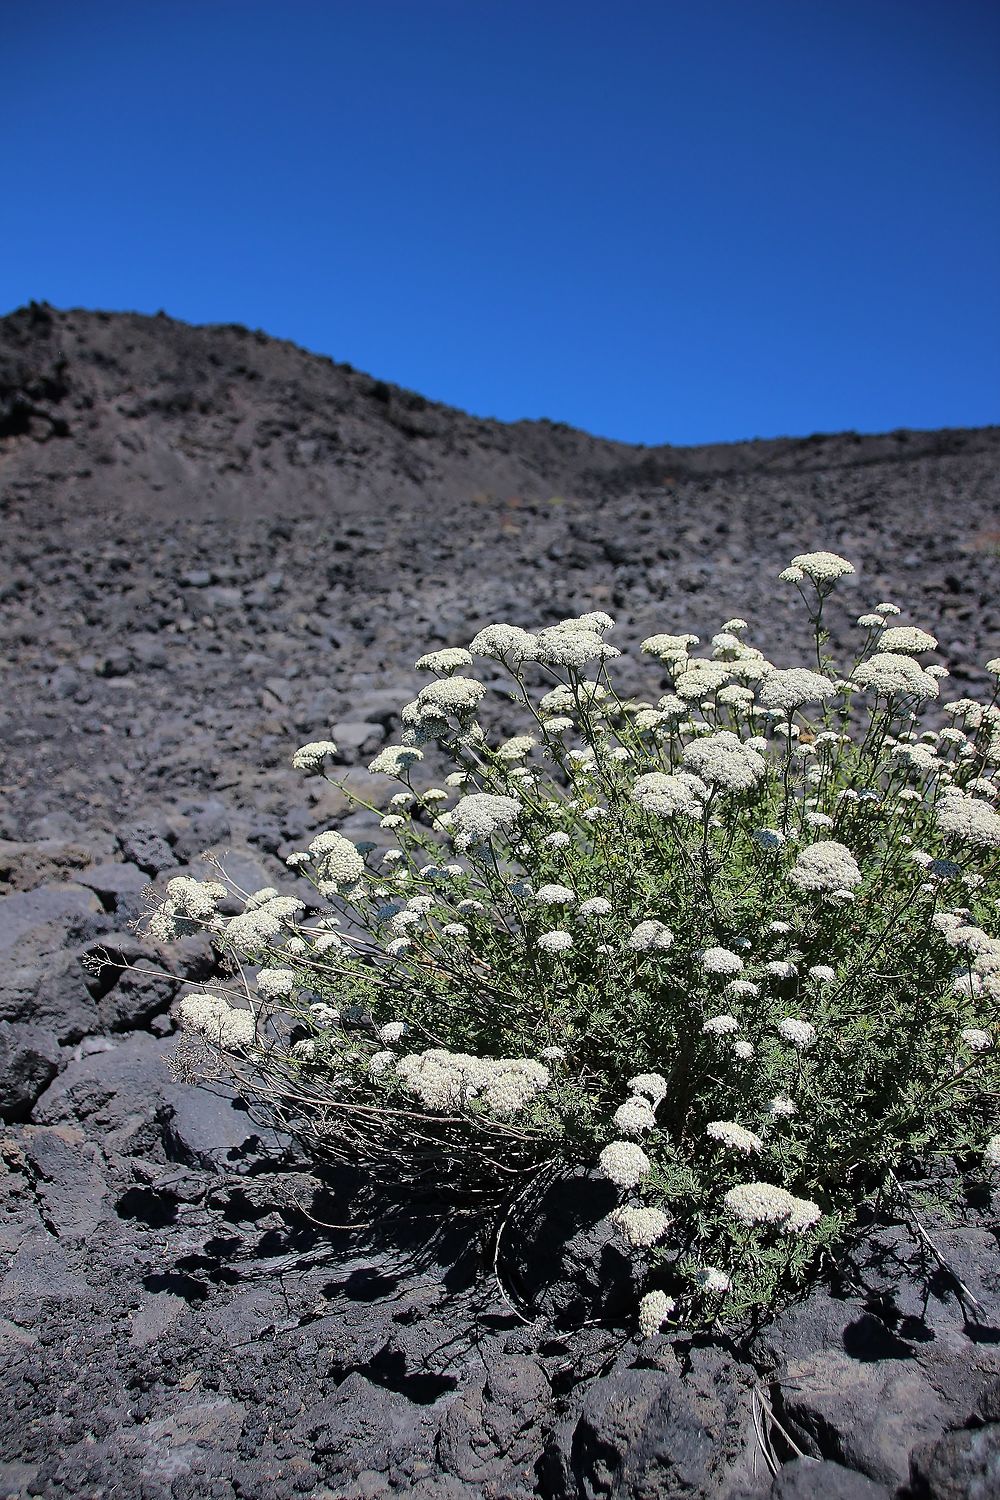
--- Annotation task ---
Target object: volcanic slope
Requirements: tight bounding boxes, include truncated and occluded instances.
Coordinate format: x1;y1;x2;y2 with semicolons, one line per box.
2;303;999;839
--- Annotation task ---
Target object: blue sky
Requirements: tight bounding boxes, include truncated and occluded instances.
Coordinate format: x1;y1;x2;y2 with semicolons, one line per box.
2;1;998;444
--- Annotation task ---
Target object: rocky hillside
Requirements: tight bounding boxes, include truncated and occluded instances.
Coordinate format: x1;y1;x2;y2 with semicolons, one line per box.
1;304;999;1500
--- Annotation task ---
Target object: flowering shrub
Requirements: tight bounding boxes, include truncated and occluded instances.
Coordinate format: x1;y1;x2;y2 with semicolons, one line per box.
152;550;1000;1332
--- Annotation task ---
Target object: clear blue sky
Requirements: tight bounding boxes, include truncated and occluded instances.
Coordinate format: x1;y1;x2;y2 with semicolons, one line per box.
2;1;998;445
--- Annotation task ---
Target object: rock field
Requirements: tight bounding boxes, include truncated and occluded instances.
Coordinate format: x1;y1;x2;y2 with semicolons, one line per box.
1;303;999;1498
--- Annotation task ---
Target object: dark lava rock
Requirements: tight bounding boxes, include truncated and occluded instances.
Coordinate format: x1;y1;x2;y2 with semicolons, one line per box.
909;1423;1000;1499
769;1457;891;1498
506;1167;635;1327
0;1021;60;1121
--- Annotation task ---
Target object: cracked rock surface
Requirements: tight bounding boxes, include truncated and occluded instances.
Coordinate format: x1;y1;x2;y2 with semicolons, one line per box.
1;304;999;1498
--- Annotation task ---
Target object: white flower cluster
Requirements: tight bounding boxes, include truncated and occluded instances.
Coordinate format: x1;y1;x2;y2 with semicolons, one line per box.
147;875;228;943
853;653;939;702
395;1048;550;1119
291;740;338;772
706;1120;763;1154
628;920;674;952
684;731;766;792
177;991;256;1051
724;1181;821;1231
782;551;855;584
468;623;538;665
449;792;521;850
757;668;836;716
414;647;474;674
789;840;863;893
611;1205;671;1248
612;1096;657;1136
700;947;744;976
936;788;1000;849
368;744;424;777
597;1140;651;1188
632;770;706;819
225;892;306;955
638;1289;676;1337
308;830;366;891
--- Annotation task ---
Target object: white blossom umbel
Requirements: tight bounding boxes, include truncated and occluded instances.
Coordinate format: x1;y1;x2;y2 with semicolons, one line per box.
177;992;256;1051
597;1140;651;1189
789;840;863;893
449;792;521;849
638;1289;676;1337
684;732;766;792
757;669;836;716
611;1205;671;1248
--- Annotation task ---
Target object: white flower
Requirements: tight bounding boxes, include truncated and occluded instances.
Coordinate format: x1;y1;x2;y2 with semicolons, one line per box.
632;770;707;818
777;1018;817;1050
960;1028;992;1052
414;647;474;673
876;601;901;615
441;922;468;938
537;930;574;953
309;830;367;889
536;883;576;906
984;1135;1000;1167
177;992;256;1051
628;1073;668;1103
675;659;732;700
641;632;699;662
578;896;613;918
598;1140;651;1188
700;947;744;976
694;1268;731;1294
789;840;862;892
936;788;1000;849
702;1013;739;1036
416;676;486;717
469;623;539;664
808;965;836;984
369;1050;396;1077
368;744;424;777
533;625;616;669
385;937;412;957
628;920;674;952
877;626;938;654
613;1096;657;1137
787;551;855;583
540;1045;566;1061
542;831;571;850
450;792;522;849
611;1205;670;1248
785;1196;823;1233
379;1021;407;1044
770;1096;798;1117
724;1181;798;1226
684;732;766;791
638;1289;675;1338
291;740;338;772
853;653;939;701
255;968;297;999
706;1121;763;1154
757;669;836;716
727;979;761;998
766;961;798;980
733;1040;755;1060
